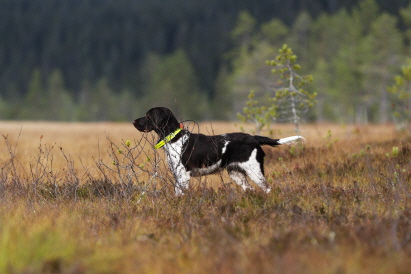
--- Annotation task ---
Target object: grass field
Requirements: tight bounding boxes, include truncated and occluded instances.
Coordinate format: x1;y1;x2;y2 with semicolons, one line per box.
0;121;410;273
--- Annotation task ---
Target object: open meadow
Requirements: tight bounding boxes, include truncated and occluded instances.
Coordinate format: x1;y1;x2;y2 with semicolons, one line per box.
0;121;410;273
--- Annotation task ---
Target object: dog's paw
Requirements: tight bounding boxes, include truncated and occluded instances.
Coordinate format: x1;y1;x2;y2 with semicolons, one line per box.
175;189;185;196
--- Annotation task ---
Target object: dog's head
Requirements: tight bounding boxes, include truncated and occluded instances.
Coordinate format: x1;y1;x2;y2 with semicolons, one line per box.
133;107;180;137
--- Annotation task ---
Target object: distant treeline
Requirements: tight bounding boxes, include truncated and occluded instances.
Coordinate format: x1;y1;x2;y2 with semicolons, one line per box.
0;0;410;122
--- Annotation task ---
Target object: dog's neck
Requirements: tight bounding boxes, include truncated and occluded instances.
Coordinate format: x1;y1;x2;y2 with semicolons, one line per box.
154;123;185;149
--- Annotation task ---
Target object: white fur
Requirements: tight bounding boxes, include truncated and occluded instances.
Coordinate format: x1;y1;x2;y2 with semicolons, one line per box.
227;169;252;191
191;160;222;177
164;134;190;195
278;136;305;145
236;149;271;193
222;141;230;153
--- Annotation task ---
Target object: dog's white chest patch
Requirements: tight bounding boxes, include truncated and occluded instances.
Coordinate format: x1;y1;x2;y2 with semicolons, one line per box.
164;135;188;167
163;135;190;181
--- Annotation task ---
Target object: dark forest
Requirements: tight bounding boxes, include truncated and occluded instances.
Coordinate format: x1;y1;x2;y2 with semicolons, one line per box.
1;0;410;122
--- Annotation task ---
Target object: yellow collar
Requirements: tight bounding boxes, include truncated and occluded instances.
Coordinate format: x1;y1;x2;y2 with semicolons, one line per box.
154;125;183;149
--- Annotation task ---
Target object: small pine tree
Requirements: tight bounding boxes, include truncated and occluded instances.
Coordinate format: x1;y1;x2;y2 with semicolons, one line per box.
266;44;316;135
237;90;275;134
238;44;316;135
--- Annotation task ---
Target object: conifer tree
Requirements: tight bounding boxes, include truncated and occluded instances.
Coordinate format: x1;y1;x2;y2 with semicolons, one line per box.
47;69;74;121
266;44;316;135
238;44;316;135
142;50;206;120
361;13;403;123
388;59;411;130
20;69;46;120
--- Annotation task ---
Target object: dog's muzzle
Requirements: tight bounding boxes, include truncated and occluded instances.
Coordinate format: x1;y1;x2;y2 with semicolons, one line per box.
132;118;149;132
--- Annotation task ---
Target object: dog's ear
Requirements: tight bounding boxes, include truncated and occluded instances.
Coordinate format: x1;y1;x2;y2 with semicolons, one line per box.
146;108;165;127
147;107;180;135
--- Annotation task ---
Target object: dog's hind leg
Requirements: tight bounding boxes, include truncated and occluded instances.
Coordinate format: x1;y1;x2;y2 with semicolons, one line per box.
228;169;253;191
238;149;271;193
244;169;271;193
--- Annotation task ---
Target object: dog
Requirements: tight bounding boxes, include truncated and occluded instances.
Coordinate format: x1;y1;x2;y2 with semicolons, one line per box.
133;107;304;195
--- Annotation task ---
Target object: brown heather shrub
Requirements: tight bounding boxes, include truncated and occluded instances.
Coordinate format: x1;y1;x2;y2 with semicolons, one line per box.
0;122;410;273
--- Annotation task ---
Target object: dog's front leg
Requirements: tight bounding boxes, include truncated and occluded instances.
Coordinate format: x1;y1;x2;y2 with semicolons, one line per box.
166;154;190;195
172;164;190;195
164;143;191;195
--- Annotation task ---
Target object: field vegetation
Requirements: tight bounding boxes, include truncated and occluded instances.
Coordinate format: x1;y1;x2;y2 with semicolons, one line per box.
0;121;410;273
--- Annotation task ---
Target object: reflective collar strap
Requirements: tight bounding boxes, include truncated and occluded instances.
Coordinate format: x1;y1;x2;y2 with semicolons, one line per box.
154;124;184;149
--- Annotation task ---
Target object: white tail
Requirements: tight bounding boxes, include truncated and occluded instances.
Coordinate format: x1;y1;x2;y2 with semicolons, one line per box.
278;136;305;145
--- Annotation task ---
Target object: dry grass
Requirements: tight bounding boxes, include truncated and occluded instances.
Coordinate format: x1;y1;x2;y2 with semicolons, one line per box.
0;121;410;273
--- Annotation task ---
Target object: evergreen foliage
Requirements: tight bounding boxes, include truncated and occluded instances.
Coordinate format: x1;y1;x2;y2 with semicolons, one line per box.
0;0;410;121
237;45;315;134
388;58;411;130
237;90;271;134
266;44;316;134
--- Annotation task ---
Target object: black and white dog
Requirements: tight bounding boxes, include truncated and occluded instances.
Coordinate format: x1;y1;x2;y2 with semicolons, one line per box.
133;107;304;195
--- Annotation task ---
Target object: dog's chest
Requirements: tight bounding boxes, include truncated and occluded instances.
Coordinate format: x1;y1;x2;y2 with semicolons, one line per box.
163;135;189;169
